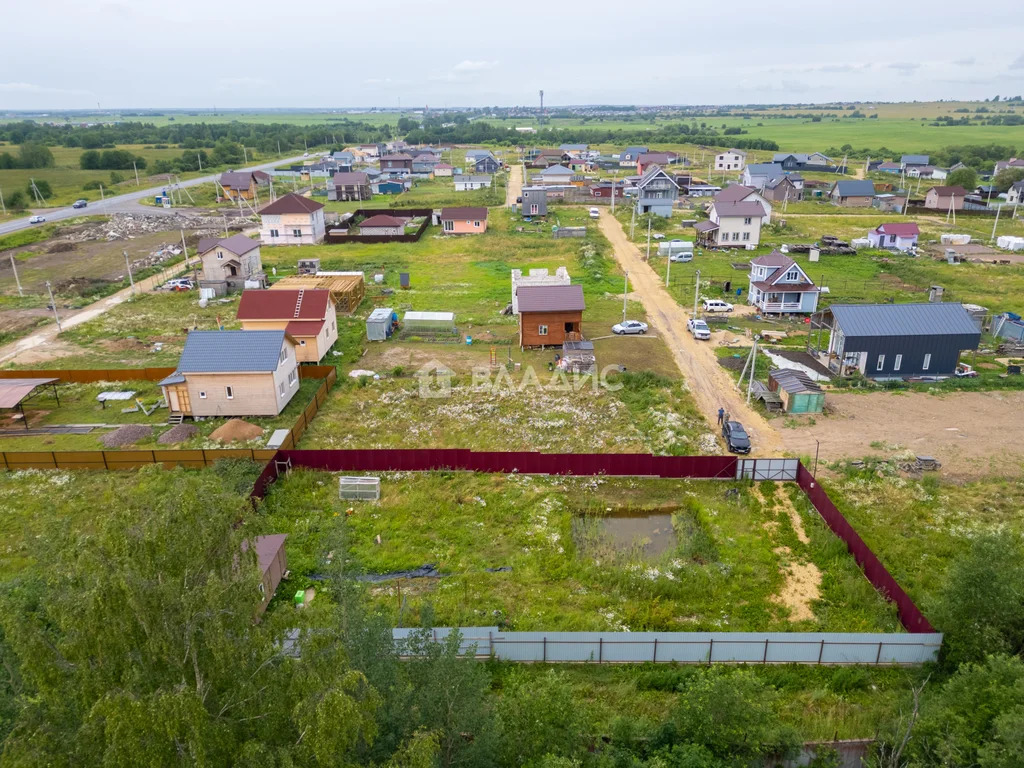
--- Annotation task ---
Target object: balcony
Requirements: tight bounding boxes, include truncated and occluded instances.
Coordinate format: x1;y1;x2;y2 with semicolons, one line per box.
758;301;804;313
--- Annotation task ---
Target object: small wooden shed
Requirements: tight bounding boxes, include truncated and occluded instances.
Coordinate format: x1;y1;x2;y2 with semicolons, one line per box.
768;368;825;414
242;534;288;615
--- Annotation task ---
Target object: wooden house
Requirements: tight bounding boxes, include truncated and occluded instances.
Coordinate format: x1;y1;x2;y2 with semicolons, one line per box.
517;284;585;348
242;534;288;615
440;206;488;234
236;288;338;363
218;170;270;201
328;171;371;202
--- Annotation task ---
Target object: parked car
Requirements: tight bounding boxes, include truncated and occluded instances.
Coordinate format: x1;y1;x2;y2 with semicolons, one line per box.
29;215;46;224
589;207;600;218
722;421;751;454
72;199;88;209
612;320;648;335
163;278;194;291
702;299;734;313
687;318;711;340
669;251;693;263
955;363;978;378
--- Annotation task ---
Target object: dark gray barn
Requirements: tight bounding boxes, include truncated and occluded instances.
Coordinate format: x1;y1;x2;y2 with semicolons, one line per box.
813;303;981;379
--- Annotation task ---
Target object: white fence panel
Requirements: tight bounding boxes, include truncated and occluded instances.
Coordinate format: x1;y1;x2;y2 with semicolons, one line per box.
737;458;799;481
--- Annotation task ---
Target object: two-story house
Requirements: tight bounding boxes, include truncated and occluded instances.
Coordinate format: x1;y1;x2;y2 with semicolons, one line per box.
236;288;338;363
473;154;501;173
521;186;548;216
714;149;747;171
747;252;819;315
258;193;325;246
867;222;920;252
742;163;785;188
380;153;413;174
1007;181;1024;206
635;165;679;217
198;233;265;295
713;185;771;223
695;200;763;247
328;171;371;202
924;185;967;211
619;146;648;166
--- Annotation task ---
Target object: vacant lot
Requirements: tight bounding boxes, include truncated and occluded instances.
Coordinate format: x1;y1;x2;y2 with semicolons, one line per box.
261;470;899;633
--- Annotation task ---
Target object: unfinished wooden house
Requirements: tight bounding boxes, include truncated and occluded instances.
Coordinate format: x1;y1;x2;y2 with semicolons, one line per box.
517;284;585;348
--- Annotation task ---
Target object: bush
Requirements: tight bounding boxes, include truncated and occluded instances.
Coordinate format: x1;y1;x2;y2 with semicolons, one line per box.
26;179;53;200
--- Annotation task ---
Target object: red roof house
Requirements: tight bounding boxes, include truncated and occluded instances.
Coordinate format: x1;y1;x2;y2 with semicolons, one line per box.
236;288;338;362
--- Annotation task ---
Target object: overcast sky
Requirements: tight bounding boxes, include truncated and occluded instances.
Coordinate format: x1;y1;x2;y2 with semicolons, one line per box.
3;0;1023;110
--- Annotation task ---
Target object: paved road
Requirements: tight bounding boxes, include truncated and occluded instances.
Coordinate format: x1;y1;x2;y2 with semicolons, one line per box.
597;210;781;455
0;154;308;236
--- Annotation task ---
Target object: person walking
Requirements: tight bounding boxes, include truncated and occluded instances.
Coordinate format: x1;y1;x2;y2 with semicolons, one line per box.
717;407;725;425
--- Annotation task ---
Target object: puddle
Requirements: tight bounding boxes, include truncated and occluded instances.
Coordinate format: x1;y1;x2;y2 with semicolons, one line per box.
573;508;679;561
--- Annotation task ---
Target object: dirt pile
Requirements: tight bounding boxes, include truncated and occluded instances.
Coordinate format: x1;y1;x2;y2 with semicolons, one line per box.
101;424;153;447
209;419;264;443
60;213;248;244
158;424;199;444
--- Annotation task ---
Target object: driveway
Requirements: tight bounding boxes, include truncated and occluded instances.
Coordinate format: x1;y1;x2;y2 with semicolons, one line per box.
597;210;781;455
506;164;524;208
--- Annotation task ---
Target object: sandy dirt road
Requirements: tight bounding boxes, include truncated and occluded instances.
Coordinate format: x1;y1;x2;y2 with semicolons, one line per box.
598;210;782;454
782;390;1024;479
0;260;192;366
506;163;523;207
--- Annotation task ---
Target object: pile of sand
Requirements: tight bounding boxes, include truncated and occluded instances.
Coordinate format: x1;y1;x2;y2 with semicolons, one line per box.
101;424;153;447
209;419;264;443
157;424;199;444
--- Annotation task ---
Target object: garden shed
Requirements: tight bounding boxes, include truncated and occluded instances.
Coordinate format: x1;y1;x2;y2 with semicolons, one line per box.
367;307;398;341
403;311;456;334
768;369;825;413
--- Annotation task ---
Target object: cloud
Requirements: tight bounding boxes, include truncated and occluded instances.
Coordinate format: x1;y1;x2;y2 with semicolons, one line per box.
886;62;921;75
953;57;976;66
0;82;92;96
1011;53;1024;69
452;60;498;72
216;77;268;90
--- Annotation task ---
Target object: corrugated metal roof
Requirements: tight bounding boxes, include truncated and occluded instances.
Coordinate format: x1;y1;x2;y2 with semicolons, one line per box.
368;308;394;322
200;233;260;256
830;303;981;338
769;368;823;394
874;222;919;236
259;193;324;215
517;284;585;312
713;201;764;218
176;330;288;373
441;206;488;220
751;250;793;267
0;378;58;409
237;289;331;321
715;184;757;203
832;180;876;197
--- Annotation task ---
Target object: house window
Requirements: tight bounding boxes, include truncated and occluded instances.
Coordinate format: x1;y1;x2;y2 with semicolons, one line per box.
876;354;885;371
216;251;224;260
720;232;728;243
443;220;454;232
785;269;798;281
530;204;538;214
279;381;285;396
732;232;740;241
225;386;233;399
292;229;302;238
473;221;480;227
742;232;751;241
894;354;902;371
744;217;752;225
923;353;931;370
279;348;288;365
299;339;306;346
270;229;279;238
199;391;207;399
288;369;298;385
538;324;548;336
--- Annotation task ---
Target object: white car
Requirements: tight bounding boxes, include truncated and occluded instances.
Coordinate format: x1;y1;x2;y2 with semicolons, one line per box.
702;299;734;313
29;215;46;224
687;318;711;340
589;207;600;218
669;251;693;263
612;320;648;335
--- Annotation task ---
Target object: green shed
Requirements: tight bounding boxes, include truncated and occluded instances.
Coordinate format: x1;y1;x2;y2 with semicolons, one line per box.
768;368;825;414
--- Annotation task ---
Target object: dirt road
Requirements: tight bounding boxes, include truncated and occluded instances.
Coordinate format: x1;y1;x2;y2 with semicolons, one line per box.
506;164;524;208
0;259;192;366
597;210;781;454
782;390;1024;479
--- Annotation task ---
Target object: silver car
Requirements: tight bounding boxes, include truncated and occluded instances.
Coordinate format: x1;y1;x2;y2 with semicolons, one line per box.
612;320;648;335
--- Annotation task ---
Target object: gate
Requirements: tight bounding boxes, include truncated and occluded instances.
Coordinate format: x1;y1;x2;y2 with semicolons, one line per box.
736;458;799;481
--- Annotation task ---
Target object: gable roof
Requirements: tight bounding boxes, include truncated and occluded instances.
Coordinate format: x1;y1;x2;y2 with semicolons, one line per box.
832;180;876;197
259;193;324;215
332;171;369;186
715;184;758;203
622;146;648;156
220;171;265;190
381;153;413;162
360;214;406;228
928;186;967;197
455;175;492;184
434;163;454;169
713;201;764;218
769;368;823;395
874;222;920;236
237;289;331;321
829;303;981;338
718;148;747;156
746;162;785;176
637;152;675;165
901;154;929;165
200;233;260;257
637;165;679;189
538;164;573;176
176;330;289;373
440;206;488;220
517;284;586;313
878;161;902;169
751;250;794;268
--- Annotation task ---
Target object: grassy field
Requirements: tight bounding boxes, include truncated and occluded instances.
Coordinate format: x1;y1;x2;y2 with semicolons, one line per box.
260;469;899;633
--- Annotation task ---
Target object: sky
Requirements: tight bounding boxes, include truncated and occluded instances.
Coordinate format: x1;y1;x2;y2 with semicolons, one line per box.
2;0;1023;110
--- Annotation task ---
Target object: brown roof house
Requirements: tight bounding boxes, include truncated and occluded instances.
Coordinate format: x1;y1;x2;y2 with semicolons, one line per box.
198;233;266;295
747;251;819;314
219;170;270;201
697;201;765;247
259;193;326;246
359;214;407;236
158;329;301;418
517;284;585;348
242;534;288;615
380;153;413;173
328;171;371;202
924;185;967;211
236;289;338;363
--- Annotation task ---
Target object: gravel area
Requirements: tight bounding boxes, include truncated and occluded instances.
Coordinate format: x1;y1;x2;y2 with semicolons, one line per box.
100;424;154;447
157;424;199;444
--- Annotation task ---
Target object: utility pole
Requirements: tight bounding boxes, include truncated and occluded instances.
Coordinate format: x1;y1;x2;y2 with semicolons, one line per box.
123;250;135;293
180;229;189;267
622;271;629;322
243;146;248;164
9;255;23;296
610;180;615;214
133;161;140;186
991;204;1002;242
223;214;229;238
746;340;758;403
99;184;105;202
630;197;637;239
693;269;700;318
0;186;5;215
197;153;202;172
645;217;652;261
46;281;61;331
278;139;281;155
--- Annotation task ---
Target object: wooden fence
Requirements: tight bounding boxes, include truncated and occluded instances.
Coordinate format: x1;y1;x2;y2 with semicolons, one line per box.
0;365;337;470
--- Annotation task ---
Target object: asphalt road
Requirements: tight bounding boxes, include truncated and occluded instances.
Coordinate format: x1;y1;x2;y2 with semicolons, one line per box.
0;154;308;236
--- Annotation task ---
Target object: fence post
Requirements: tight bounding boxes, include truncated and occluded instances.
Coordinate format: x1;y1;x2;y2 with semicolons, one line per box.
598;637;603;664
876;641;884;664
818;639;825;664
653;637;658;663
51;451;57;468
763;638;769;664
708;638;713;665
543;636;547;663
102;451;108;470
201;449;208;466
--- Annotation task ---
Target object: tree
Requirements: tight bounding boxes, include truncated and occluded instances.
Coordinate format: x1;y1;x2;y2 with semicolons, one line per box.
17;143;54;168
929;532;1024;668
211;139;245;166
496;670;590;767
79;149;101;169
993;167;1024;193
947;167;978;191
3;189;29;210
26;179;52;200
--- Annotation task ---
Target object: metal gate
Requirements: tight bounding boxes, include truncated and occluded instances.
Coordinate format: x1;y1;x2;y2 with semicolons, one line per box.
736;458;799;481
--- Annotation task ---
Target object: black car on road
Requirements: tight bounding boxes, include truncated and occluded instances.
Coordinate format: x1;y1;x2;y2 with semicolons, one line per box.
722;420;751;454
